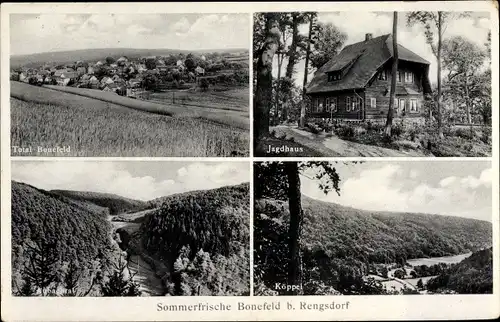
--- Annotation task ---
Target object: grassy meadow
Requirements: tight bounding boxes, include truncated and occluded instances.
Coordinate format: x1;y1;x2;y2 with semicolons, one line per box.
11;82;248;157
149;87;249;112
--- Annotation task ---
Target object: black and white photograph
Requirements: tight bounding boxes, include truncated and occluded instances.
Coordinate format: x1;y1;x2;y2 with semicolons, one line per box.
11;161;250;296
253;11;492;157
10;13;250;157
254;161;493;295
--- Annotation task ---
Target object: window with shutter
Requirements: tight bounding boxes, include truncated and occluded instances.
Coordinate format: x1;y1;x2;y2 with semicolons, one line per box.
346;97;351;112
370;97;376;108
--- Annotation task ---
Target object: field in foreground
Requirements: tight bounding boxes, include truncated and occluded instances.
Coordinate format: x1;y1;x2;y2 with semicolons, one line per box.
11;82;248;156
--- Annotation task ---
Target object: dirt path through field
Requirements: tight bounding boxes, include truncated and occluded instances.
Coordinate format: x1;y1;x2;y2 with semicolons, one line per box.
272;126;426;157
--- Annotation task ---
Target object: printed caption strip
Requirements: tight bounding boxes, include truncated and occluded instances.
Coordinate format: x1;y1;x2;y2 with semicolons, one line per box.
1;1;499;321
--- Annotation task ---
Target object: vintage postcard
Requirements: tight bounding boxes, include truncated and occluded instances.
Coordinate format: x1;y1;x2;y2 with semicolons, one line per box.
1;1;499;322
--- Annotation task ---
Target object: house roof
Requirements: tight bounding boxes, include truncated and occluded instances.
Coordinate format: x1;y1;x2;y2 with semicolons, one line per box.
61;72;78;79
307;34;430;94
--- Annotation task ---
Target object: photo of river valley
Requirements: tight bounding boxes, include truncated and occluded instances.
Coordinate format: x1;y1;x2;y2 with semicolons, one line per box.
11;161;250;296
254;161;493;295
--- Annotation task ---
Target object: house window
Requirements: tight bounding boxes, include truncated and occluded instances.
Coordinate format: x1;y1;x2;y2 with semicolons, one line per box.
394;98;398;108
399;99;406;112
352;96;362;111
325;98;331;112
331;97;338;112
410;99;418;112
318;98;324;112
328;72;341;82
378;70;387;80
405;72;414;83
346;97;351;112
397;71;402;82
370;97;376;108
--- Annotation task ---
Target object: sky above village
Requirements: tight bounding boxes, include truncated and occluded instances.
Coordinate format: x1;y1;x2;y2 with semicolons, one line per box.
274;11;491;87
301;161;493;222
11;161;250;201
10;13;249;55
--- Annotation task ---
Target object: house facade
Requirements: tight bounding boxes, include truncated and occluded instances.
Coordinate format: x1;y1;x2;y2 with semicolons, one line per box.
306;33;432;122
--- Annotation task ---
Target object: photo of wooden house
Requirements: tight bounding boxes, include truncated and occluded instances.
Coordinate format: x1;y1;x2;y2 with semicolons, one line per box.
306;33;432;122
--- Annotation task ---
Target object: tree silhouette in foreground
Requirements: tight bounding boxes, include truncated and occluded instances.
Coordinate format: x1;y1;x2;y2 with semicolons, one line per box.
255;161;342;294
100;255;141;297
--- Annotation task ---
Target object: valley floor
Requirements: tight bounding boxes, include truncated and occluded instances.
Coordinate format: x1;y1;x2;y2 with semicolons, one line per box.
108;212;165;296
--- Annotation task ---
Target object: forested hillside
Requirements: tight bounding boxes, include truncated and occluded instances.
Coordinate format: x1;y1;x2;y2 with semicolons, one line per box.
426;247;493;294
11;181;116;296
254;196;492;295
51;190;147;215
136;183;250;295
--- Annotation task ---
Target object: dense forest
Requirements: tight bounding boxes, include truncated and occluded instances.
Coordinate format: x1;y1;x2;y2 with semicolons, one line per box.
51;190;148;215
254;194;492;295
426;247;493;294
11;181;140;296
12;181;250;297
134;183;250;296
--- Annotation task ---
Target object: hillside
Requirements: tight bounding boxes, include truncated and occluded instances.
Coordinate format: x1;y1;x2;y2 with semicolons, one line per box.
426;247;493;294
10;47;248;69
130;183;250;296
254;196;492;295
51;189;147;215
11;181;116;295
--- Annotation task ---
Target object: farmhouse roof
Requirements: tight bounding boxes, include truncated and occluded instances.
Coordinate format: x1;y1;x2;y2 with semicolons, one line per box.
61;72;78;79
307;34;430;94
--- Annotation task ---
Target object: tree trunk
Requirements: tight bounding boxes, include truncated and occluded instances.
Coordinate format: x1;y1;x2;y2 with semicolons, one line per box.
437;12;444;139
465;76;471;124
385;12;398;136
285;14;299;79
299;14;314;128
274;53;283;126
254;14;280;142
285;162;303;295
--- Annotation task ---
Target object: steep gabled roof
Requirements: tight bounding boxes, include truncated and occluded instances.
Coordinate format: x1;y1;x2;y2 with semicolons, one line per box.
307;34;430;94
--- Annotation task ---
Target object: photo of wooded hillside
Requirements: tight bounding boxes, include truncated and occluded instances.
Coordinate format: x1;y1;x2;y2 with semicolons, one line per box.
11;161;250;296
254;161;493;295
10;13;250;157
253;12;492;157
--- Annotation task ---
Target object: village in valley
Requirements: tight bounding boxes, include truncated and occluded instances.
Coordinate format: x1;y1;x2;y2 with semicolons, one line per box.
10;50;249;99
10;13;250;157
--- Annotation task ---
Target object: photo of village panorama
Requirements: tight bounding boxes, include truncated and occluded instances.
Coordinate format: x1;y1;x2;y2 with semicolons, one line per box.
10;13;250;157
253;11;492;157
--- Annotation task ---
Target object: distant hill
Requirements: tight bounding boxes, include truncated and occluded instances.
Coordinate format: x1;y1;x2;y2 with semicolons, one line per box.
50;189;148;215
11;181;114;295
10;47;249;69
279;196;491;261
133;182;250;295
254;196;492;295
426;247;493;294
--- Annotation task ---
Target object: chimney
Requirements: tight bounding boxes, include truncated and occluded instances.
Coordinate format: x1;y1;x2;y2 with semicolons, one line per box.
365;33;373;41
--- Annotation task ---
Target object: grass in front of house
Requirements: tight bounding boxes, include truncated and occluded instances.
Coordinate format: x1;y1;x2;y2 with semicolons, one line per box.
308;120;492;157
11;97;248;157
